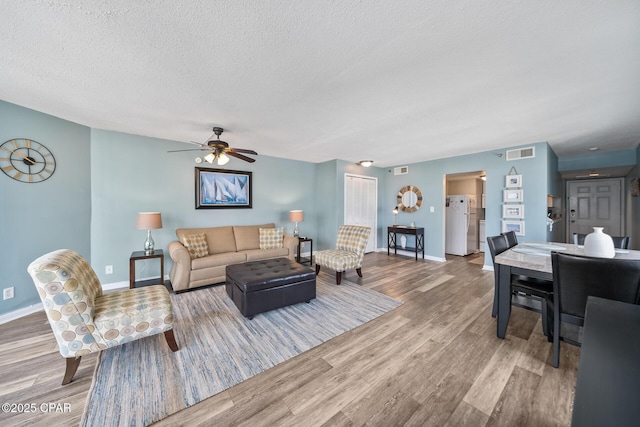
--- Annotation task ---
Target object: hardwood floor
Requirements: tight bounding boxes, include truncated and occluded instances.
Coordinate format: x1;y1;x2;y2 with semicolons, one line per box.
0;252;579;426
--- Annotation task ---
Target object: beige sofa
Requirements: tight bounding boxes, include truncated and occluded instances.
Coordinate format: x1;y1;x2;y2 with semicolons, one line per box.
168;223;298;292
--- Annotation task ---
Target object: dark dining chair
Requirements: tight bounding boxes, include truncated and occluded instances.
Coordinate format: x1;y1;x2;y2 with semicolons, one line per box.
550;252;640;368
487;235;553;336
501;230;518;247
572;233;630;249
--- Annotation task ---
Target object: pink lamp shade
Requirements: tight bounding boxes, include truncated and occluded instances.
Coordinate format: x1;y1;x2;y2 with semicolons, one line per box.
136;212;162;253
289;210;304;223
136;212;163;230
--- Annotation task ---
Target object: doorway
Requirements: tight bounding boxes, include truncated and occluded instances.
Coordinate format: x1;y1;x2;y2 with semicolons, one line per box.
344;173;377;253
566;178;624;241
444;170;486;256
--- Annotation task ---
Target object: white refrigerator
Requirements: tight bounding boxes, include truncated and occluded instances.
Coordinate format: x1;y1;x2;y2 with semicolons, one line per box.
445;194;478;256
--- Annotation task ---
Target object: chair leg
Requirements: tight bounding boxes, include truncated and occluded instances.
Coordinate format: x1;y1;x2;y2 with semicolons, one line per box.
315;264;321;275
541;301;548;337
164;329;179;352
491;279;498;318
553;305;561;368
545;297;553;342
336;272;342;285
356;268;362;278
62;356;82;385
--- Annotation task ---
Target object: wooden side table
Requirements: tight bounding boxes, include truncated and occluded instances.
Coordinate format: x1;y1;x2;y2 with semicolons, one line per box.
296;237;313;266
129;249;164;288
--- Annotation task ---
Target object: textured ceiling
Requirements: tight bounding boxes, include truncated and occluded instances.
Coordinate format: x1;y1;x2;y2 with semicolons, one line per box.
1;1;639;167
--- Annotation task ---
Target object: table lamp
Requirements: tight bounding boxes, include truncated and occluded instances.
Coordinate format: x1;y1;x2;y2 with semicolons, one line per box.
393;206;399;226
136;212;163;254
289;210;304;237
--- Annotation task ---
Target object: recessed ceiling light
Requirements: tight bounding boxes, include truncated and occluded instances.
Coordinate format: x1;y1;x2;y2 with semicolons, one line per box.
589;147;599;151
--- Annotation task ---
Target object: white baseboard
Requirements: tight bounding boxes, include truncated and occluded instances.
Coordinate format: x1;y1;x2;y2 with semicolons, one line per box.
101;280;129;292
0;303;43;325
101;274;170;292
482;265;494;272
375;247;446;263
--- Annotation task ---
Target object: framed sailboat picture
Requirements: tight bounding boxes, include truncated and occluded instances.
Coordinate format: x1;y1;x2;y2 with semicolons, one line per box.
195;167;252;209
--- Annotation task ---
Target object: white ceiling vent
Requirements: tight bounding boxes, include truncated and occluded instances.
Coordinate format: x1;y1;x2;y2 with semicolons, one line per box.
506;147;535;161
394;166;409;175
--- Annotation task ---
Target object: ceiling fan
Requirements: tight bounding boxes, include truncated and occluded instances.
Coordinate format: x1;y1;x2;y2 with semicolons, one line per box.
168;127;257;165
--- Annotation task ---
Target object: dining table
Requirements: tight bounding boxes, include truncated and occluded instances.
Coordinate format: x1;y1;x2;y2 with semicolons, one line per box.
493;241;640;339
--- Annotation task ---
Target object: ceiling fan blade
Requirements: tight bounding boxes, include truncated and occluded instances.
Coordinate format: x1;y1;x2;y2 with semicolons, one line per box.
167;148;212;153
228;147;258;155
226;151;256;163
187;140;208;147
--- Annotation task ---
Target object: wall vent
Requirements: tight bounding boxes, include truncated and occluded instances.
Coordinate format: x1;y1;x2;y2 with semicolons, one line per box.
394;166;409;175
506;147;535;161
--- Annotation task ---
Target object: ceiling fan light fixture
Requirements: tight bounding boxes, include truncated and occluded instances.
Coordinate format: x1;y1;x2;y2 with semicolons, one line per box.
217;152;230;165
204;153;216;164
359;160;373;167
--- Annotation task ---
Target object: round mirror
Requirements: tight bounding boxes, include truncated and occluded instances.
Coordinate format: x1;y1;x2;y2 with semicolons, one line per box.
397;185;422;213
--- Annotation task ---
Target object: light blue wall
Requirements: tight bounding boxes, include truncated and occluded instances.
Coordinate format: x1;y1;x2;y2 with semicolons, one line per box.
90;129;317;284
314;160;339;251
313;160;386;251
630;146;640;250
383;142;551;266
546;146;564;242
558;148;637;171
0;101;91;315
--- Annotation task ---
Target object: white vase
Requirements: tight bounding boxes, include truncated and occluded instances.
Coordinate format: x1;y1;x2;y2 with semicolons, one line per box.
583;227;615;258
400;235;407;249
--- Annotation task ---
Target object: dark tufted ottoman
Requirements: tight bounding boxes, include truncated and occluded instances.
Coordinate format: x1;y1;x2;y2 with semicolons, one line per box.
225;258;316;319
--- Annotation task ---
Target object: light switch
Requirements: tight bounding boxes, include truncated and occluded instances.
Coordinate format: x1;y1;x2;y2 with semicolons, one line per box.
430;206;435;213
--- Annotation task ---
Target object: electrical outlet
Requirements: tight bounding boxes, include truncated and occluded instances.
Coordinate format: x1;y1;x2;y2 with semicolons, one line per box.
105;265;113;275
3;287;14;300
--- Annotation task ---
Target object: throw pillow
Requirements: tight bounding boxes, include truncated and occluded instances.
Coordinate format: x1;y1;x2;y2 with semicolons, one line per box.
182;233;209;259
259;227;284;249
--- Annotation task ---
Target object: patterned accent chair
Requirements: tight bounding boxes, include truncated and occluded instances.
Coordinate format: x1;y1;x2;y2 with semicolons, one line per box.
314;225;371;285
27;249;179;385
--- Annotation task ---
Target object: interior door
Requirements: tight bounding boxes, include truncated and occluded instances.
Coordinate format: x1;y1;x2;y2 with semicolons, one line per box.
567;178;623;241
344;174;377;253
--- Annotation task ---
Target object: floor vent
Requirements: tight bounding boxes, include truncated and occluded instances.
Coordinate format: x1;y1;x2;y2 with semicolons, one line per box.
394;166;409;175
506;147;535;161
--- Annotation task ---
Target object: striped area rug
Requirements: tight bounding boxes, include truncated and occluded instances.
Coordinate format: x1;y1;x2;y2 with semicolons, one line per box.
81;281;402;426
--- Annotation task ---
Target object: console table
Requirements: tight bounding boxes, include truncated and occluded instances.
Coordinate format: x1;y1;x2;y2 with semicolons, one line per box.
387;226;424;260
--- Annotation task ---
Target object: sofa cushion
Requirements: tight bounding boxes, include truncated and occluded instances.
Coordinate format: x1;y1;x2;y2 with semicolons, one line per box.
177;226;237;254
259;227;284;249
242;247;289;262
182;233;209;259
234;223;274;251
191;252;247;270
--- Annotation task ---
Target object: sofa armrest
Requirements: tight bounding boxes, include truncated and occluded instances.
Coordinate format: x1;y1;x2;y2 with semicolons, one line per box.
168;241;191;292
283;234;299;260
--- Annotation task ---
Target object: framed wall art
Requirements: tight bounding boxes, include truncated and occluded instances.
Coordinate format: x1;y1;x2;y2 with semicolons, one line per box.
502;220;525;236
195;167;252;209
503;189;523;203
505;174;522;188
502;204;524;219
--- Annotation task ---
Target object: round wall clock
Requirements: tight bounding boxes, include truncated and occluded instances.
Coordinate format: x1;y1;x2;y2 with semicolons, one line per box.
0;138;56;183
